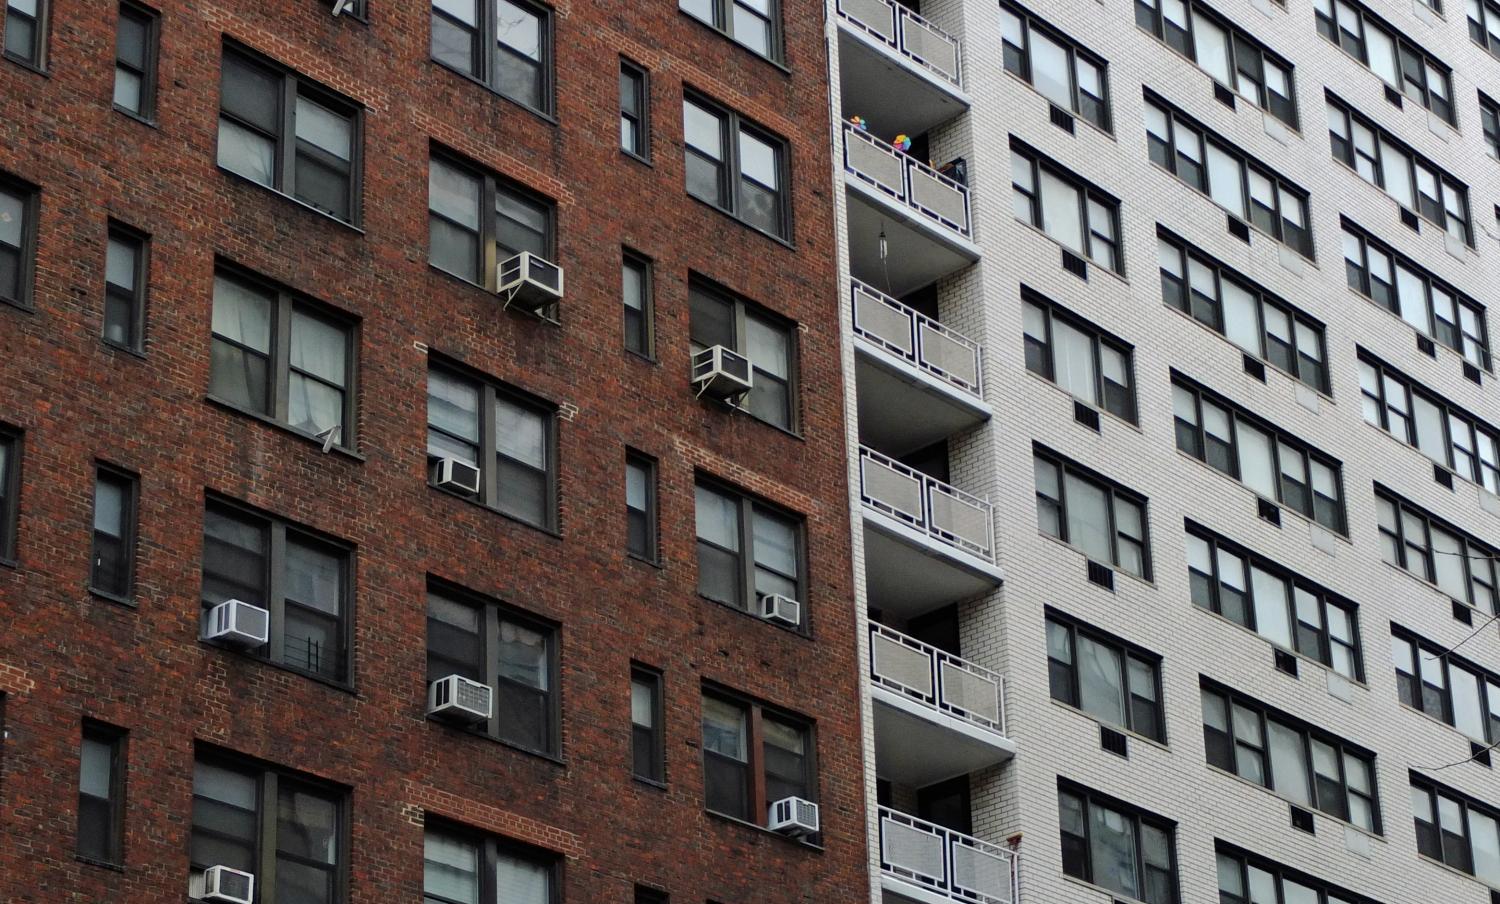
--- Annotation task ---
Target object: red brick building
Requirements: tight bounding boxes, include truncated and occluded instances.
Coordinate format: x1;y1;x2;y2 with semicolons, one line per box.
0;1;864;901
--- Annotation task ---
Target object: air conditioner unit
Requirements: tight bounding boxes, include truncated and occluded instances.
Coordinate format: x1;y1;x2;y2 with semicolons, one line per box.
192;865;255;904
201;599;270;649
767;796;820;837
691;345;753;403
428;674;493;724
433;457;481;494
497;252;564;312
759;593;801;627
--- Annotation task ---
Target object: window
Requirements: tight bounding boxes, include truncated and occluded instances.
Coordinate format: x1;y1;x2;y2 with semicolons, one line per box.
1359;353;1500;492
0;175;37;308
77;723;125;864
90;465;138;601
1000;1;1111;131
104;224;147;351
625;452;657;562
430;0;554;115
1411;775;1500;885
1483;93;1500;157
200;498;352;682
679;0;782;61
426;363;558;530
702;689;814;828
1022;291;1135;421
424;823;557;904
1327;96;1471;244
1472;0;1500;58
114;2;158;119
428;152;556;290
1186;524;1361;679
425;584;559;755
190;752;345;904
620;59;649;159
1315;0;1453;122
3;0;45;67
1034;447;1150;578
1202;682;1378;830
631;666;664;783
689;279;797;430
1058;782;1176;903
695;479;803;614
1010;141;1122;273
1046;611;1164;741
1157;231;1327;392
0;427;19;563
1172;374;1345;532
622;251;653;358
209;267;356;446
1135;0;1297;127
683;94;789;239
1376;488;1500;614
1216;844;1386;904
217;45;361;223
1393;627;1500;745
1342;220;1488;369
634;886;668;904
1144;93;1312;257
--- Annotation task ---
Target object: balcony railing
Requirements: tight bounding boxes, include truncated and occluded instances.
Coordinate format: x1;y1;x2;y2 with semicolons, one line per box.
851;278;982;398
843;125;972;239
859;446;994;562
880;807;1018;904
836;0;962;88
870;623;1004;735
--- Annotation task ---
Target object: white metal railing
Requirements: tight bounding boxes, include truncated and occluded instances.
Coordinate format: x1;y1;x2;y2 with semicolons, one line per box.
836;0;962;88
851;278;982;398
859;446;995;562
843;125;972;238
880;807;1018;904
870;623;1005;735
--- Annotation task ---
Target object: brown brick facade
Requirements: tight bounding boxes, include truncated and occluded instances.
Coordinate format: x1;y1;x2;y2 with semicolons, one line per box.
0;1;864;901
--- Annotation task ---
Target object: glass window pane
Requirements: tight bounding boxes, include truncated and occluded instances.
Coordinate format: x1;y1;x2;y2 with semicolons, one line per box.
1030;31;1073;109
495;397;546;469
702;696;746;760
425;832;480;904
1267;720;1311;804
1250;567;1293;647
1039;170;1084;252
295;96;351;160
1076;635;1126;725
1052;318;1097;403
429;160;481;229
1089;804;1139;898
1063;473;1111;564
695;485;739;551
494;849;551;904
684;101;722;158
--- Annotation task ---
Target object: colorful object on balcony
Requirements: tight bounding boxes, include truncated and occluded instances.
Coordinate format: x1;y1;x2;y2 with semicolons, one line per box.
849;115;868;131
892;134;912;152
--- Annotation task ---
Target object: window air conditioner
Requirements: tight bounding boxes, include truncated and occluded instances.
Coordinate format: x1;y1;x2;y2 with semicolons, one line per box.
497;252;564;312
428;674;494;724
201;599;270;649
691;345;753;403
767;796;820;837
759;593;801;627
434;457;481;494
192;865;255;904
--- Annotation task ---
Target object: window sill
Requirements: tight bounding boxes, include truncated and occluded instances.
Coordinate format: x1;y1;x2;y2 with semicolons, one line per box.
1190;604;1366;688
1169;447;1350;543
1035;531;1154;587
215;166;365;234
1023;369;1141;433
1047;698;1169;752
1346;285;1492;374
0;556;16;570
427;264;563;326
75;855;126;873
204;395;364;462
101;339;147;360
113;106;158;129
1000;68;1116;141
1326;156;1472;251
1416;852;1498;890
1378;558;1488;623
699;593;811;640
1061;872;1155;904
705;809;822;850
1;53;48;77
1144;159;1317;265
430;60;559;126
1395;699;1491;752
200;640;356;695
0;296;34;314
426;483;562;539
1203;762;1383;839
1011;218;1127;285
677;11;792;75
1136;24;1303;138
1156;296;1335;400
685;193;795;251
626;551;663;569
621;148;653;167
632;775;668;791
625;348;658;366
427;716;566;767
89;587;138;608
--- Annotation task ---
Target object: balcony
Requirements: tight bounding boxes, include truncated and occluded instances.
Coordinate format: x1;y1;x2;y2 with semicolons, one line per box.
880;807;1018;904
843;125;978;297
835;0;968;137
870;624;1013;786
859;446;1002;617
852;278;988;456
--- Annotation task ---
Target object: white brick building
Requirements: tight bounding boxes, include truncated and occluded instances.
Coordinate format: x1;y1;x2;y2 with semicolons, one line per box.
825;0;1500;902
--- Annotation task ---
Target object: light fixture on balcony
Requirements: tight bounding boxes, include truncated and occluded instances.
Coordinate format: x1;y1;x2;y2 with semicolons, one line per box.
878;228;888;261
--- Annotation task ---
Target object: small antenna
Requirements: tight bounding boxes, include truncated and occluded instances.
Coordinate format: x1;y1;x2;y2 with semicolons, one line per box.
317;424;341;453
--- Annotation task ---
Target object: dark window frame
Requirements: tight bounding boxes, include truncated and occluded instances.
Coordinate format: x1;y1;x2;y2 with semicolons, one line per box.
1410;772;1500;880
425;358;560;533
427;148;558;293
199;494;356;686
424;580;563;758
688;276;799;432
634;885;669;904
113;1;159;121
693;475;807;626
1473;0;1500;58
1482;92;1500;158
1033;446;1152;579
1171;373;1346;533
1045;609;1165;742
0;173;39;311
1021;287;1137;422
1215;842;1387;904
1010;139;1123;273
619;58;650;161
1058;780;1179;903
700;685;817;834
1375;486;1500;615
678;0;785;63
0;425;20;565
429;0;556;117
423;818;562;904
1000;0;1113;131
622;249;654;360
2;0;48;69
103;221;148;353
631;663;665;785
1156;229;1328;392
1392;624;1500;745
89;463;139;603
1185;522;1363;680
682;91;792;241
625;450;658;563
1358;351;1500;493
77;721;127;865
1315;0;1454;122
